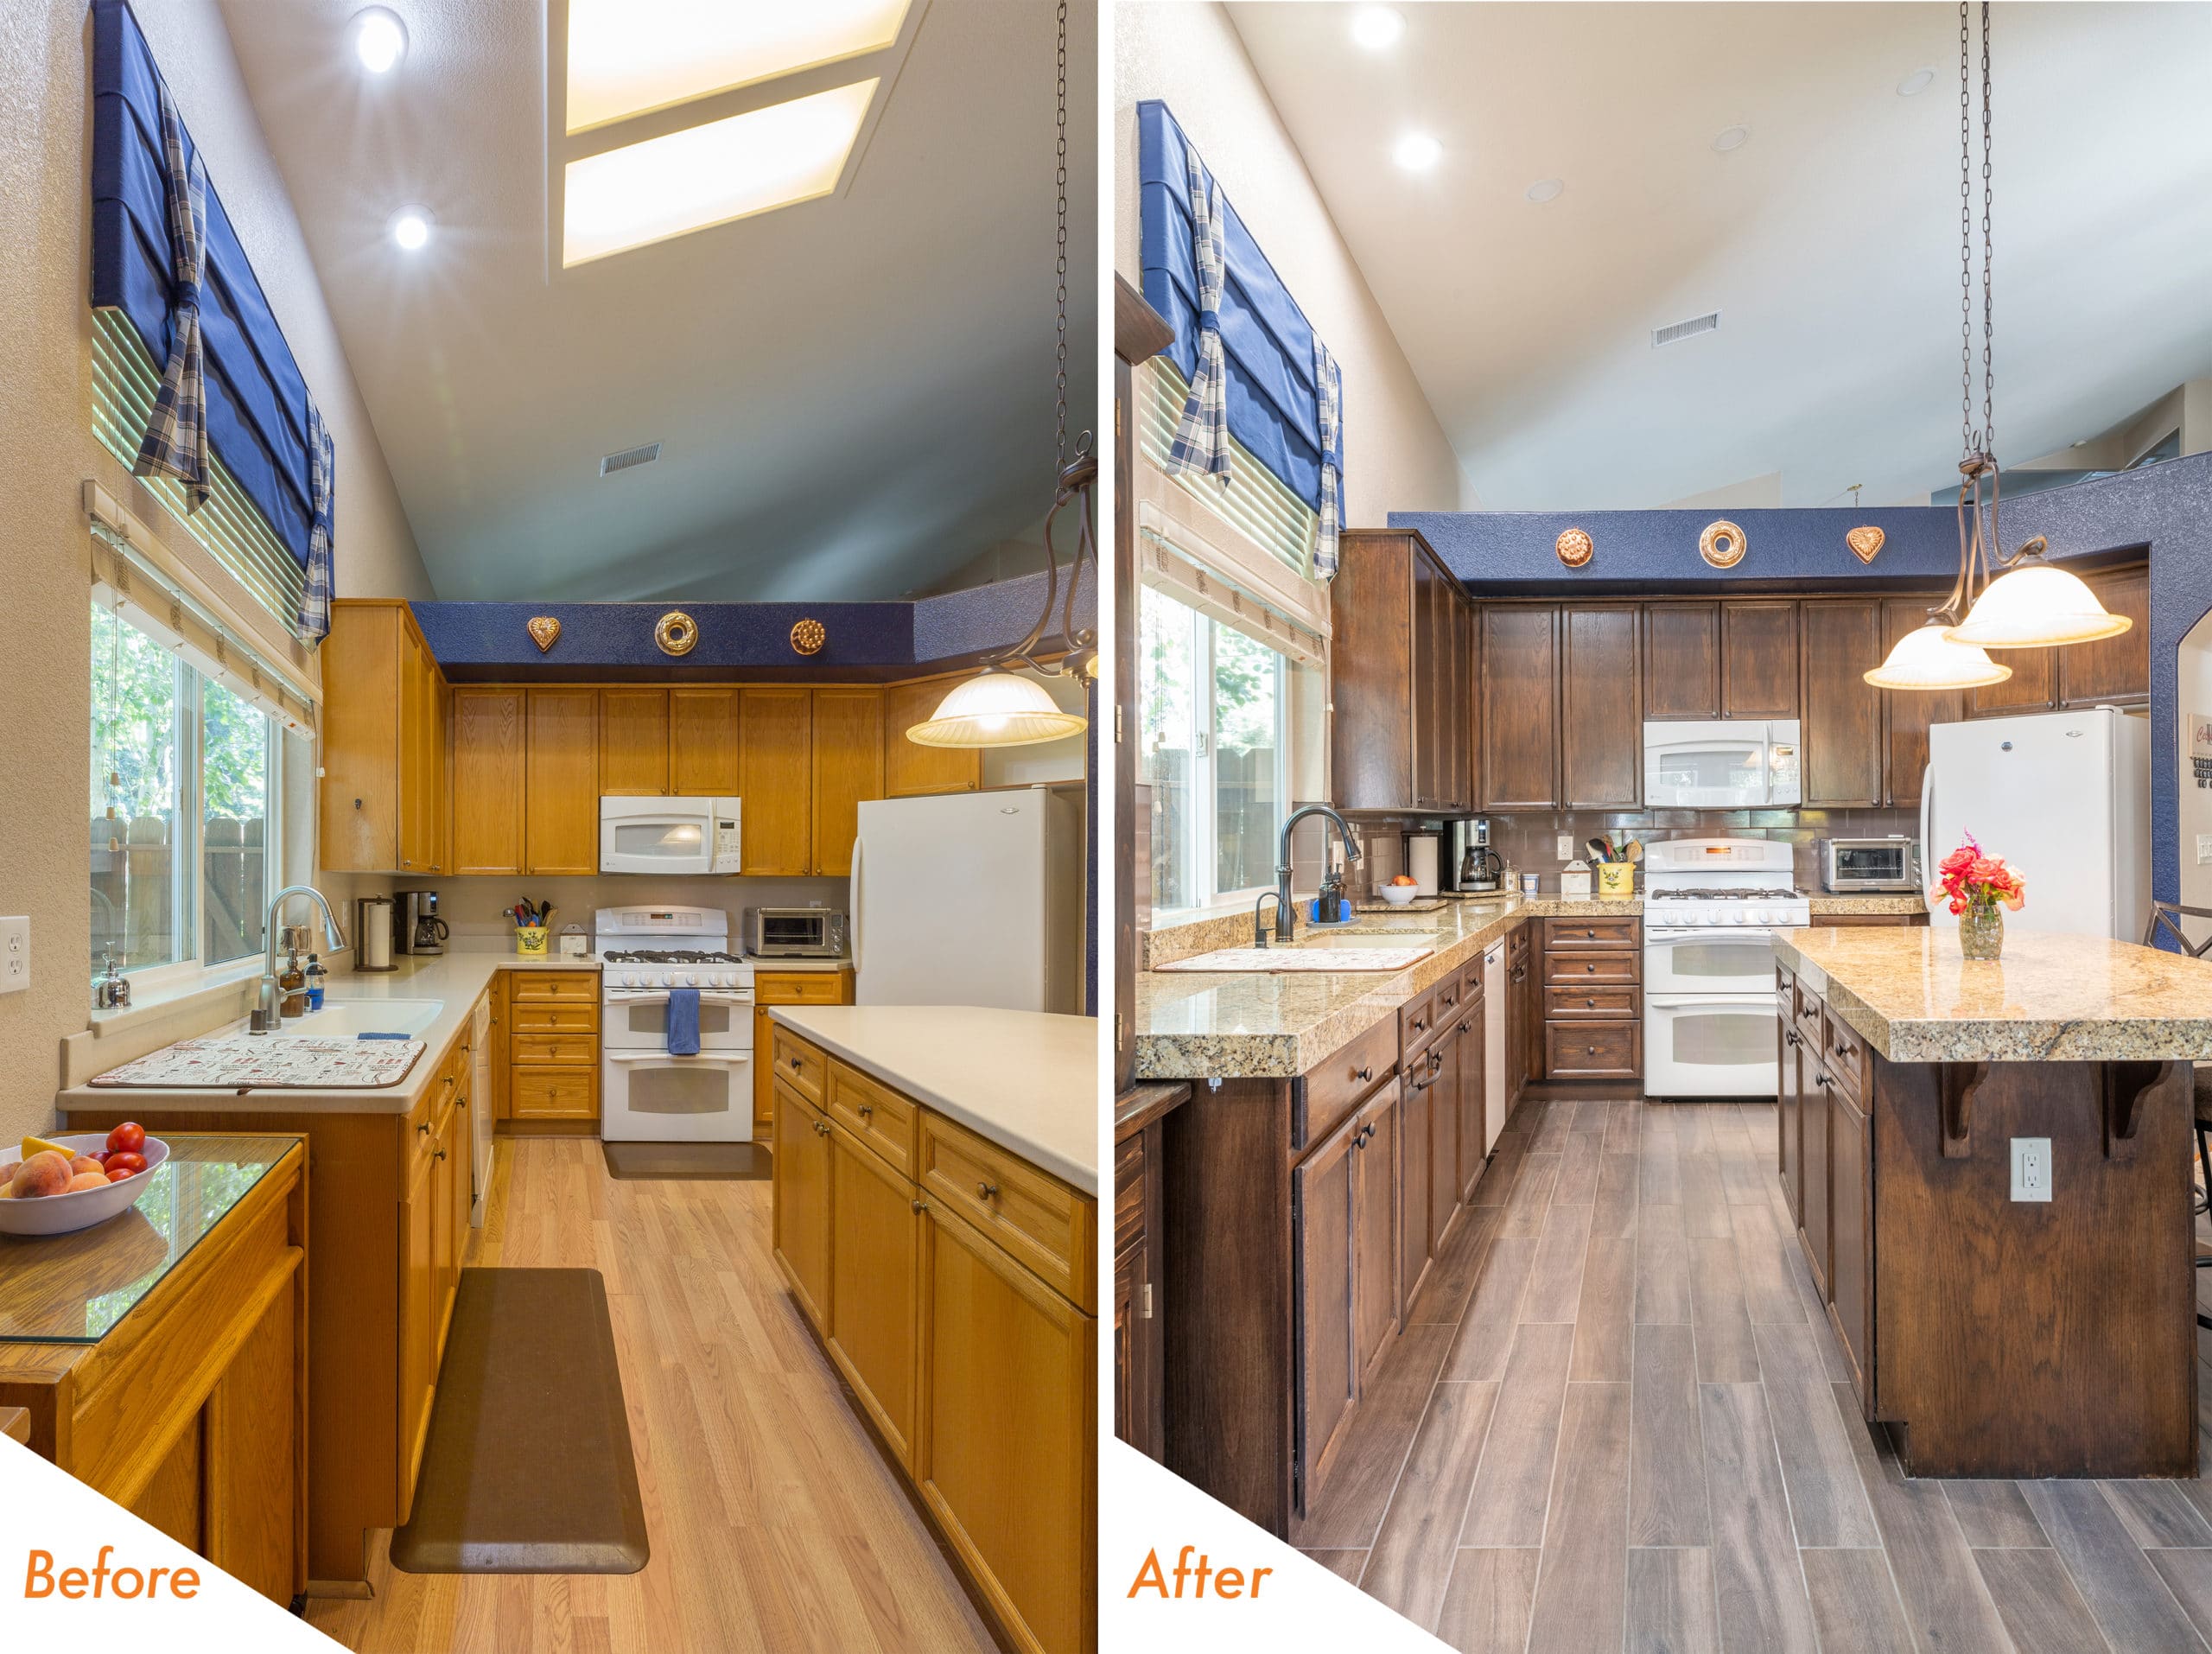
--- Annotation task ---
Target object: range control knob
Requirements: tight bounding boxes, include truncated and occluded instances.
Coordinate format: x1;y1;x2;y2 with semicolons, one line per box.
1727;910;1748;925
675;972;696;988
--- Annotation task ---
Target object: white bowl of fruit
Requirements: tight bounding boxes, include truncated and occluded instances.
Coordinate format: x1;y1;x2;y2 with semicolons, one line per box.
0;1125;167;1238
1378;877;1422;907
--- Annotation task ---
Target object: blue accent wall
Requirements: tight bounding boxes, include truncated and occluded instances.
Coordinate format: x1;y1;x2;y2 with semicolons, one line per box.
1394;454;2212;938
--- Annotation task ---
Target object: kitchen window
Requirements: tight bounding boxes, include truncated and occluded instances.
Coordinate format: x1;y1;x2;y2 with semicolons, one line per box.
1142;584;1294;913
92;600;283;984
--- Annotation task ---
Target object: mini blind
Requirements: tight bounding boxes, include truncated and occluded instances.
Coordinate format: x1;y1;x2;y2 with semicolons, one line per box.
1139;359;1317;578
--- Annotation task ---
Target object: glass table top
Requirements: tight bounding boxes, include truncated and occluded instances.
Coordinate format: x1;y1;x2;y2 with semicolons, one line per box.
0;1134;300;1345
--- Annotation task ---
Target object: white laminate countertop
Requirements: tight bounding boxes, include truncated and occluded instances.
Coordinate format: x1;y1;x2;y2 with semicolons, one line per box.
56;952;601;1117
769;1006;1099;1195
747;956;852;974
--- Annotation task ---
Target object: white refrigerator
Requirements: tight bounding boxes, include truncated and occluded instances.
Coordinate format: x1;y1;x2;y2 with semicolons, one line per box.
851;789;1084;1011
1922;707;2151;942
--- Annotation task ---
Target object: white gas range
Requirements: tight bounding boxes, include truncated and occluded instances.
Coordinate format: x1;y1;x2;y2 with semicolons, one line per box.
1641;839;1807;1099
595;907;757;1142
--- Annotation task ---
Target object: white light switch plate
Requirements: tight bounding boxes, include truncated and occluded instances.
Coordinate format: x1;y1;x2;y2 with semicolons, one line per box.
2010;1136;2051;1201
2196;834;2212;866
0;916;26;994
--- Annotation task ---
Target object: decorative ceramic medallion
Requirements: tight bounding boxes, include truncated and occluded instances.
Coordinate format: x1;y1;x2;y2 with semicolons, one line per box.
1554;527;1594;568
1699;518;1747;569
654;610;699;657
1847;525;1885;564
526;615;561;652
790;618;826;656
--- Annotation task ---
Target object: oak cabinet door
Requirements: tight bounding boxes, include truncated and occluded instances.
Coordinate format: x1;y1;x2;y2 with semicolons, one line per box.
449;689;524;875
772;1082;833;1330
1560;605;1642;808
827;1121;919;1466
599;687;669;794
1643;602;1721;719
740;687;812;875
1722;601;1800;717
1292;1106;1359;1509
2059;564;2150;707
1480;607;1560;809
399;1142;435;1511
916;1199;1093;1654
810;687;884;878
886;678;982;796
1800;599;1885;807
397;629;433;874
206;1283;299;1602
670;687;742;794
524;688;600;875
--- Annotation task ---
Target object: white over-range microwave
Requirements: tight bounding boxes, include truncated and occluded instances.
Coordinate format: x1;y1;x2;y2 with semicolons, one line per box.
1642;720;1802;810
600;796;742;875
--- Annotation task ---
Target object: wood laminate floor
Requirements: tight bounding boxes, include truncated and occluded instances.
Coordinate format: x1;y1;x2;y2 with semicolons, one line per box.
1293;1090;2212;1654
305;1136;997;1654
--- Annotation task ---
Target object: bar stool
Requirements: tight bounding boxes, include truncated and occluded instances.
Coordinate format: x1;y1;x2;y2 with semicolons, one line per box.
2144;901;2212;1331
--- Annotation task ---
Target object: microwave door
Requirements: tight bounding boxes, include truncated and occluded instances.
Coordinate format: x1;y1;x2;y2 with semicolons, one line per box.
1645;739;1765;808
605;817;708;871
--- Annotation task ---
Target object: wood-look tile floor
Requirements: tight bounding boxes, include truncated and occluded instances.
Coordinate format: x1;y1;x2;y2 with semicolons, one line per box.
304;1136;996;1654
1293;1091;2212;1653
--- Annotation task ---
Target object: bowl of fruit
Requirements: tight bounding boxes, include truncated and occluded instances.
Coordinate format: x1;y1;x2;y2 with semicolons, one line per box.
1379;876;1422;907
0;1124;166;1238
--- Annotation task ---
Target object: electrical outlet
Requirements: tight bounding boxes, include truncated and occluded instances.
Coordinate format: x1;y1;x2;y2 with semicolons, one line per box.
2196;834;2212;866
2010;1136;2052;1202
0;916;25;995
1557;833;1573;860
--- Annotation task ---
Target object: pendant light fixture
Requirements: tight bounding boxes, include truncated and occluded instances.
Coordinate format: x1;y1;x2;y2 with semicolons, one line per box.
1866;2;2126;690
910;0;1094;751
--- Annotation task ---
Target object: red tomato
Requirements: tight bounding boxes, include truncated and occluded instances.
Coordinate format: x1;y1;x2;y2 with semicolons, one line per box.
106;1122;146;1155
106;1167;137;1183
105;1151;148;1177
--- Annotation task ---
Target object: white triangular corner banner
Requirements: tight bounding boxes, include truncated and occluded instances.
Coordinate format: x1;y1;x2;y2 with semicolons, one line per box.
1103;1441;1450;1649
0;1435;340;1649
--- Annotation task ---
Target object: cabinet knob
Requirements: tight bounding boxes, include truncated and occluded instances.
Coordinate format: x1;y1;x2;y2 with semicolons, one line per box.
1354;1066;1371;1082
977;1180;999;1200
433;1146;447;1161
911;1199;929;1214
816;1119;830;1136
1785;1030;1802;1047
857;1103;874;1118
1586;1046;1597;1056
789;1056;802;1070
416;1122;430;1136
1585;963;1596;973
1585;929;1595;938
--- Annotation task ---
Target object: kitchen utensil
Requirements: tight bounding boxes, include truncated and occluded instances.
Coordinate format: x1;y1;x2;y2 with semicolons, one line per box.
1587;837;1610;863
0;1133;169;1237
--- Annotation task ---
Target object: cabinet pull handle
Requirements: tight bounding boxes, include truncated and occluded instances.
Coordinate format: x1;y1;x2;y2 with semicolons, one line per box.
977;1180;998;1199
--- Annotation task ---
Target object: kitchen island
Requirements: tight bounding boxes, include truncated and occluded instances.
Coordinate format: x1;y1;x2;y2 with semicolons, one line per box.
1774;925;2212;1479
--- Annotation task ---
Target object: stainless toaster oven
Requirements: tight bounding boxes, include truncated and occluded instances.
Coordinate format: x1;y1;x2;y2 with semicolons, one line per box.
747;907;847;958
1818;837;1920;894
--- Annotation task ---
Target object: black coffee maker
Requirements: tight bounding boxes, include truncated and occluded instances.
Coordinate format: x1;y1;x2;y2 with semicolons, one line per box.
1446;819;1504;894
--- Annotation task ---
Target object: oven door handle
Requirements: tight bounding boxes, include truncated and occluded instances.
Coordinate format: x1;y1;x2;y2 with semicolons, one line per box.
1643;993;1782;1011
1646;927;1786;945
605;1049;753;1065
605;991;755;1005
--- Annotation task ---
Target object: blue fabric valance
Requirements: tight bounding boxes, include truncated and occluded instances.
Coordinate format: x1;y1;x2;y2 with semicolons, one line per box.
92;0;318;579
1137;99;1325;515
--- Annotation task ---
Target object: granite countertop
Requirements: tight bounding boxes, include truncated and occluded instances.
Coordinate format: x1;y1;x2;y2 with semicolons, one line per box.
1774;927;2212;1063
1808;894;1931;915
747;956;852;973
1137;895;1633;1080
57;952;600;1117
770;1006;1099;1193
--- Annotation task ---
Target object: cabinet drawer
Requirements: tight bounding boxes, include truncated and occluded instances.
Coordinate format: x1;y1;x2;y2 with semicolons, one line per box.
827;1059;918;1177
756;971;846;1005
1462;958;1486;1003
1509;924;1531;962
511;1032;596;1065
1400;985;1443;1056
1544;1021;1641;1079
918;1111;1095;1313
508;971;599;1003
1544;915;1640;951
1115;1132;1146;1255
509;1002;597;1034
1543;949;1639;985
1820;1006;1867;1101
511;1065;596;1120
1299;1016;1399;1151
1545;983;1640;1020
772;1027;827;1105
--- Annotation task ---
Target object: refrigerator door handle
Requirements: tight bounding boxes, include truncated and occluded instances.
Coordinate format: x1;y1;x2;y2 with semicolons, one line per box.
849;835;864;973
1919;763;1934;892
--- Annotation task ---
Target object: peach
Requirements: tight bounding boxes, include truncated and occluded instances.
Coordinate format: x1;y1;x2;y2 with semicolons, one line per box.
12;1150;72;1199
65;1171;107;1193
0;1161;16;1186
68;1155;104;1178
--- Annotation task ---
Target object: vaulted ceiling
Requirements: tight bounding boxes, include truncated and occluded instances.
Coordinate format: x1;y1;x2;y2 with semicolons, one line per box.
218;0;1097;600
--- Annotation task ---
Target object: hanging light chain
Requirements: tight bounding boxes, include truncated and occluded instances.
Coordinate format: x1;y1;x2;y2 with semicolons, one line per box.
1054;0;1069;471
1957;0;1974;462
1979;0;1994;461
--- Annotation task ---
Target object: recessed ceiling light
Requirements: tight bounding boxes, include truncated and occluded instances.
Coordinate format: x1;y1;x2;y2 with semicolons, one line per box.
1712;124;1751;154
1350;5;1405;50
387;206;432;250
565;0;909;133
562;79;877;265
1525;178;1565;204
1897;67;1936;96
350;7;407;74
1394;133;1443;172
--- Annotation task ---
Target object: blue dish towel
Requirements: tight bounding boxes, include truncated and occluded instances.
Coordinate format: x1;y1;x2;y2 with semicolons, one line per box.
357;1031;410;1040
665;988;701;1057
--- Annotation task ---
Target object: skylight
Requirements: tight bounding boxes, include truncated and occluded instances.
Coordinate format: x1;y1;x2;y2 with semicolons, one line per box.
561;80;879;266
564;0;912;133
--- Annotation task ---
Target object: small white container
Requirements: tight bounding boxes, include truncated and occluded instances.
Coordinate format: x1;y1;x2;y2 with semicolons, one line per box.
1560;859;1593;900
1377;883;1420;907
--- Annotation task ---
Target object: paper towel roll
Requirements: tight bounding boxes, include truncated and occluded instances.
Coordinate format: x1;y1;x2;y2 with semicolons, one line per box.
1408;837;1440;896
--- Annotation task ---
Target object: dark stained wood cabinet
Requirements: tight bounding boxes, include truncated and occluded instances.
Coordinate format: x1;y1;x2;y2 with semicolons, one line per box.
1879;596;1960;807
1777;971;1802;1220
1112;1091;1180;1464
1967;642;2055;716
1560;606;1643;808
1481;607;1560;811
1827;1081;1872;1400
1800;599;1886;807
1722;600;1800;717
1352;1088;1401;1393
1452;992;1487;1199
2058;564;2151;707
1426;998;1465;1259
1643;602;1721;718
1398;1052;1434;1310
1331;530;1473;813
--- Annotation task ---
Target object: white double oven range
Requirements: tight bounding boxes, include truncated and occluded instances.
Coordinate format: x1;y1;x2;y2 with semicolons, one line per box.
1639;837;1808;1100
594;905;758;1142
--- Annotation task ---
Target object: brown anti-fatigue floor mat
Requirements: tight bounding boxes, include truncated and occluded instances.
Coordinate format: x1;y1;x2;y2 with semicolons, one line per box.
389;1268;647;1574
601;1141;771;1180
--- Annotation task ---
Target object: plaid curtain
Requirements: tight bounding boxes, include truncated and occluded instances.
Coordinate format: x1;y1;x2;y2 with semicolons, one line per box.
1163;150;1230;482
1312;338;1343;579
300;395;334;641
131;83;211;511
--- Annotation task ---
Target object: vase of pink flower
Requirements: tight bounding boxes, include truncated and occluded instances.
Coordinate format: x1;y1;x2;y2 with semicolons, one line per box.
1930;832;2025;961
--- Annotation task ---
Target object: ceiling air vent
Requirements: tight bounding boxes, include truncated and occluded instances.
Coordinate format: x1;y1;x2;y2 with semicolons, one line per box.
1651;310;1721;348
599;442;662;476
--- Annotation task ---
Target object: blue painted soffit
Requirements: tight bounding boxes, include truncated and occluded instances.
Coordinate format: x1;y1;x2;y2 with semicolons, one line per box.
1400;454;2212;931
410;564;1096;684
